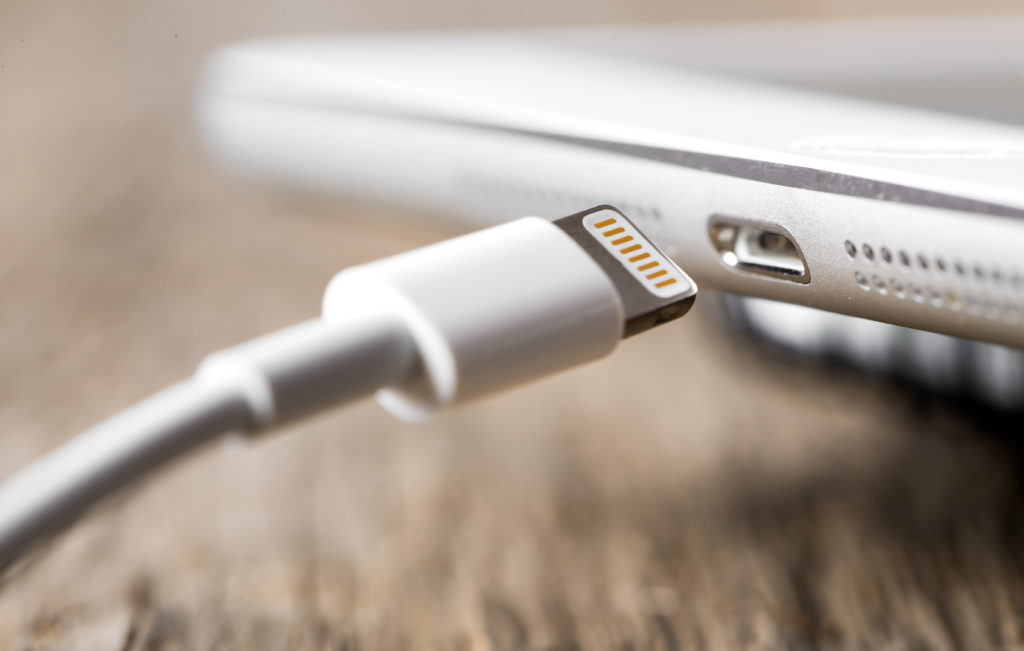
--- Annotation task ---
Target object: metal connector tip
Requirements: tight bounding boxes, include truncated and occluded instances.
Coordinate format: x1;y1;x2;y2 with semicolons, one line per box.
555;205;697;337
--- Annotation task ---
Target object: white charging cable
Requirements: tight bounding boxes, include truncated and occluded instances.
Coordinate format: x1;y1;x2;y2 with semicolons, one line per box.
0;206;696;574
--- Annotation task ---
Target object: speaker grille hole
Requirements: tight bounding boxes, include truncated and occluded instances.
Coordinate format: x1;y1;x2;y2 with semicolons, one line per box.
854;271;869;290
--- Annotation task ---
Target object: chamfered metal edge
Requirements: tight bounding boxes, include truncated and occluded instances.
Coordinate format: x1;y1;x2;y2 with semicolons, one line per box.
210;90;1024;220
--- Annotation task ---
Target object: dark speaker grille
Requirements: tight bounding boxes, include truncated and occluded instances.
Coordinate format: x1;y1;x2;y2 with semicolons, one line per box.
846;239;1024;324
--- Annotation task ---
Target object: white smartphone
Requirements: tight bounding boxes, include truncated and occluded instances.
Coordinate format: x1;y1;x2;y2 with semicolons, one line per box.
195;17;1024;347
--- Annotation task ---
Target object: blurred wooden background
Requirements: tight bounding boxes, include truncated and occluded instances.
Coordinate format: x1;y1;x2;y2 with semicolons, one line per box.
3;1;1024;649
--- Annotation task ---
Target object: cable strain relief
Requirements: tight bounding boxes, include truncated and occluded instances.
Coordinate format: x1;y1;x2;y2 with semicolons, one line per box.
322;269;458;422
195;352;275;432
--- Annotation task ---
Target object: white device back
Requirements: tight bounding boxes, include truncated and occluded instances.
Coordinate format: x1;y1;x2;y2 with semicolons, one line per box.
196;26;1024;347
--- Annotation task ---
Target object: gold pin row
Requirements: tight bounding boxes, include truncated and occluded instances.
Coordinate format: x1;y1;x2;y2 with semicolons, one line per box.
595;217;677;288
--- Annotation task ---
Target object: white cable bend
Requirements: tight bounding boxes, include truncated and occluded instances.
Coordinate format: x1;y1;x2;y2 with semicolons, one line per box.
0;314;417;574
0;381;248;575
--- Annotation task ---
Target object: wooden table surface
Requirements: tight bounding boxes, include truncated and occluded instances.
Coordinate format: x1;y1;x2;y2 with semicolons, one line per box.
3;3;1024;649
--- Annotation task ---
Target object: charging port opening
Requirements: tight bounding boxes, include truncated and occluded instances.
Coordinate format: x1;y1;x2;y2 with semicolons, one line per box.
709;216;809;284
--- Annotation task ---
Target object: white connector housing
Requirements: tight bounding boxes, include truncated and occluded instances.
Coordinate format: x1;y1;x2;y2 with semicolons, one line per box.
322;217;624;421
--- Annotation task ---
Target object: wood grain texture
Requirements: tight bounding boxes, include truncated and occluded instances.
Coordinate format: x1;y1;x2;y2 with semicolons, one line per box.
3;2;1024;649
